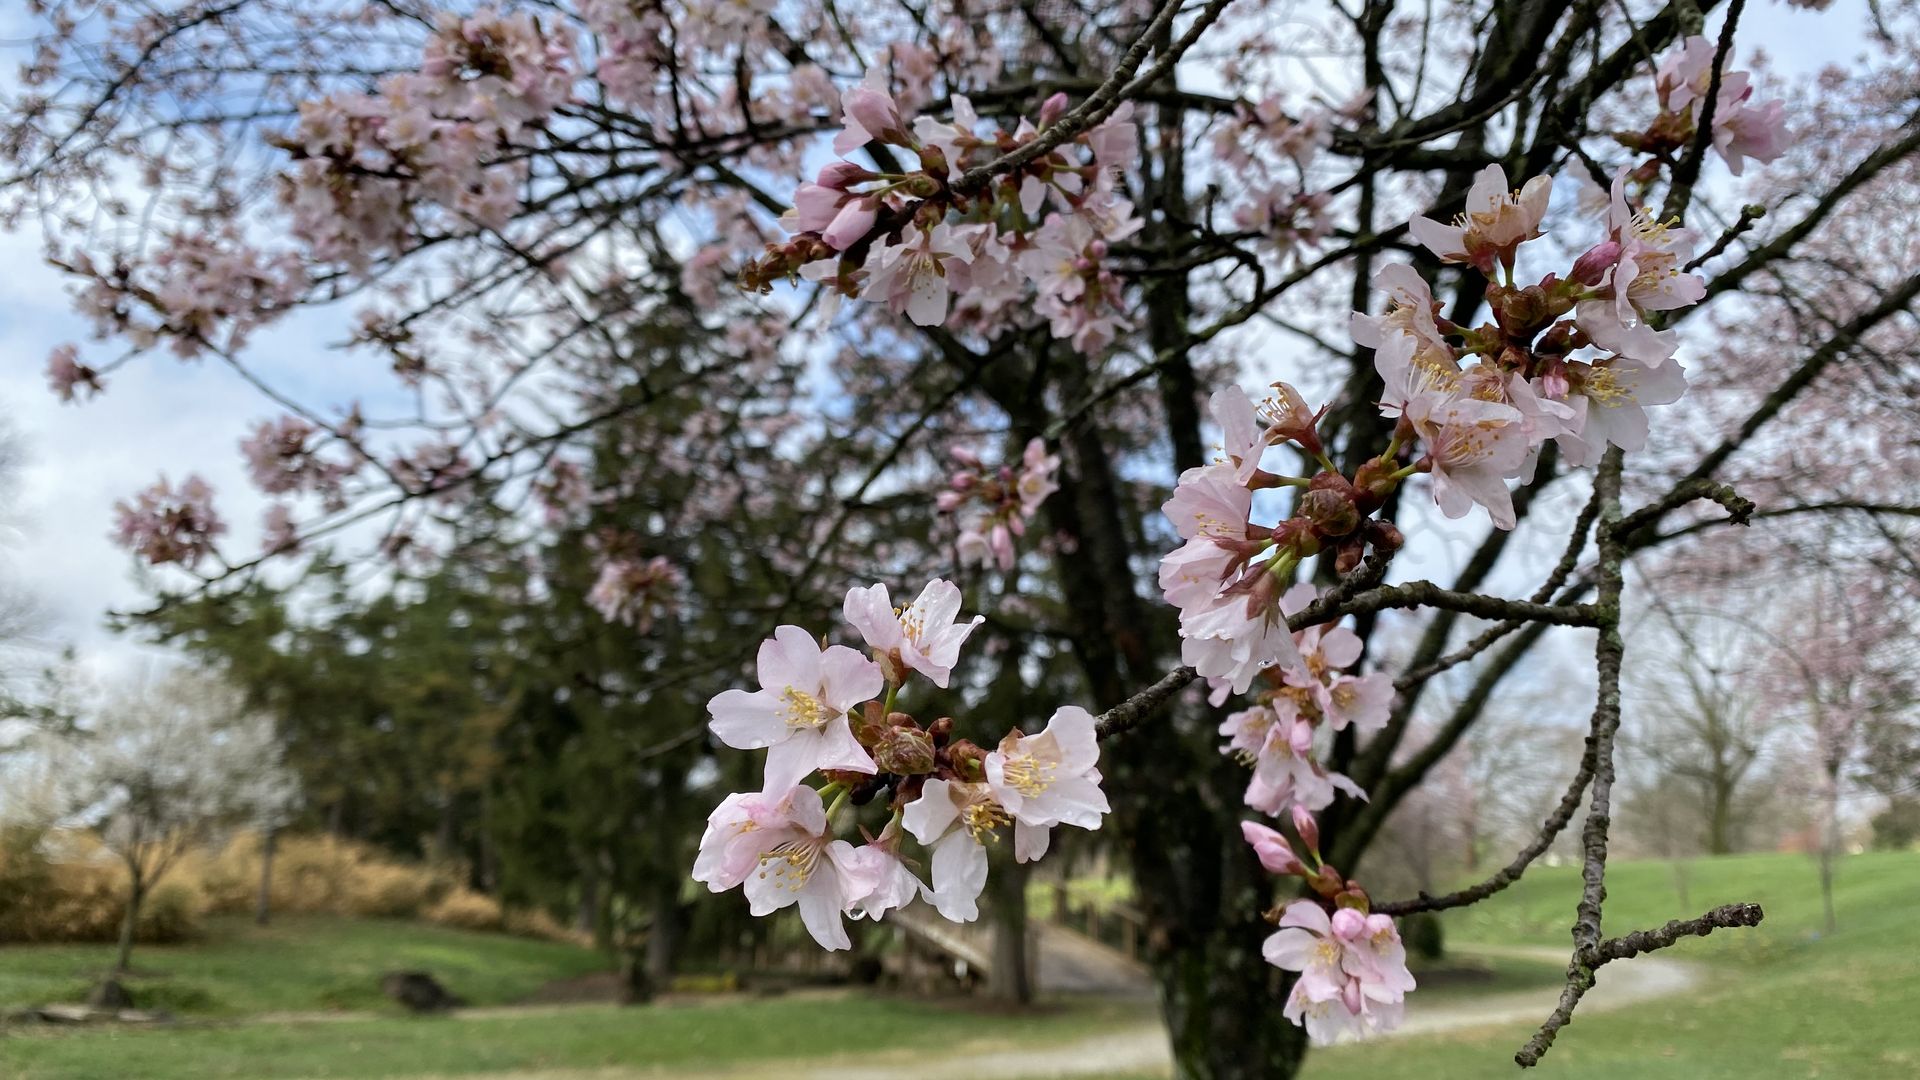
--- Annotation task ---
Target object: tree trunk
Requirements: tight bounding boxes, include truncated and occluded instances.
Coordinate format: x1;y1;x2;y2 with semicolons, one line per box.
114;876;143;976
255;828;276;927
1708;783;1735;855
987;852;1032;1004
1819;767;1841;934
646;876;679;991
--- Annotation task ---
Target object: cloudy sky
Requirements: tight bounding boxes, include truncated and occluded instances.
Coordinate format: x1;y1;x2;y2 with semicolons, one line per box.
0;0;1875;683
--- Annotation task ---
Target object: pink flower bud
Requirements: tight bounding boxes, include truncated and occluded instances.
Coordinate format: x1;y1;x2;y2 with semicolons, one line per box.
1241;821;1306;876
935;490;964;512
1330;906;1368;941
844;84;906;145
949;471;977;490
949;445;982;467
990;522;1015;570
1340;978;1364;1014
822;198;878;251
1039;91;1070;127
1536;363;1570;402
1570;240;1622;286
1291;805;1321;854
816;160;877;190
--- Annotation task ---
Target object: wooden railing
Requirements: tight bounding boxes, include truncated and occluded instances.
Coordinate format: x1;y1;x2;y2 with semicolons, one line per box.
1046;882;1149;962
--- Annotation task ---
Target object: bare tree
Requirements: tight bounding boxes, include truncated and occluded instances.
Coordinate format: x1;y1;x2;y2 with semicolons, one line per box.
1624;606;1782;856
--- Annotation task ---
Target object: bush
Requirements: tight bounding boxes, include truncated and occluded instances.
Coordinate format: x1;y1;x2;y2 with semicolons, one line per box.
0;830;572;944
1870;797;1920;851
423;889;504;932
0;831;202;945
187;834;456;920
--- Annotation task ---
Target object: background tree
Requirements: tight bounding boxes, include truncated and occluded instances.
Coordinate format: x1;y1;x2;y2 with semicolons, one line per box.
27;669;298;976
8;1;1920;1076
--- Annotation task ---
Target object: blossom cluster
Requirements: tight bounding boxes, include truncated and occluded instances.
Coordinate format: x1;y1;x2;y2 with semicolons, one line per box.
1159;384;1402;696
743;79;1142;353
1629;36;1791;177
1372;163;1699;523
278;8;574;269
1218;583;1392;815
588;554;684;631
1242;818;1417;1042
111;475;228;569
694;579;1110;947
1211;94;1339;264
937;438;1061;572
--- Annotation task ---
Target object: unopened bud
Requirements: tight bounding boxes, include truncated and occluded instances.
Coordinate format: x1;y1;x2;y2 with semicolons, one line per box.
1570;240;1621;286
874;724;937;775
1299;488;1360;538
854;700;889;745
1039;91;1070;127
1291;805;1322;855
927;716;955;747
945;738;988;780
1334;536;1365;575
1241;821;1306;877
1495;285;1550;334
1366;519;1405;554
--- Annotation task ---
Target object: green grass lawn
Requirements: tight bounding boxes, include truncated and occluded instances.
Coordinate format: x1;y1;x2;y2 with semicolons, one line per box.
5;852;1913;1079
1057;850;1920;1080
0;994;1150;1080
0;915;610;1016
1298;848;1920;1080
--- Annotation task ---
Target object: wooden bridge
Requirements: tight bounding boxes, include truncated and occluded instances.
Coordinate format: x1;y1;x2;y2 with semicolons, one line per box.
883;896;1152;995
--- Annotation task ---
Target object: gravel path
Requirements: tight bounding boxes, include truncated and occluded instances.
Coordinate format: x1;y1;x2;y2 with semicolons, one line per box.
390;945;1702;1080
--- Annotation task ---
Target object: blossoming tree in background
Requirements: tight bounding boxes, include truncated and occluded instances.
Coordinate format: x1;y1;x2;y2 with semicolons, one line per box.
8;0;1920;1075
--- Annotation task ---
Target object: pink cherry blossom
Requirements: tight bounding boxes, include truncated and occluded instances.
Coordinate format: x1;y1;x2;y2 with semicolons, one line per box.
707;625;885;793
833;70;911;154
588;555;682;631
984;705;1110;837
112;474;227;568
46;344;103;402
1556;358;1690;467
1404;390;1530;530
863;223;974;326
843;579;984;688
1409;165;1551;274
1241;820;1307;876
900;777;1002;921
692;785;876;951
1264;900;1416;1043
840;832;928;921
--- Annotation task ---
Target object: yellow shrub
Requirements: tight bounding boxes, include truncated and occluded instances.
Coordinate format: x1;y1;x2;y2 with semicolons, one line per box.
0;830;571;944
424;888;503;932
0;834;201;944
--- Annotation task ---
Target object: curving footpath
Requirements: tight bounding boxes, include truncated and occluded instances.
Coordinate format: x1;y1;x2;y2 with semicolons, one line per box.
423;945;1702;1080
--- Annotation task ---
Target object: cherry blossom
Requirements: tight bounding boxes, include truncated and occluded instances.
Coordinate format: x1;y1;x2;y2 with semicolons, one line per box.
45;344;103;402
1409;164;1552;275
587;555;683;631
863;224;975;326
707;625;886;792
111;475;227;569
900;777;1002;922
843;579;984;688
691;785;877;951
1264;900;1416;1043
984;705;1110;860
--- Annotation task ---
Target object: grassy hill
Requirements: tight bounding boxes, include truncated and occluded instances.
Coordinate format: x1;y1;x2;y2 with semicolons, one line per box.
0;915;609;1016
1304;848;1920;1079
